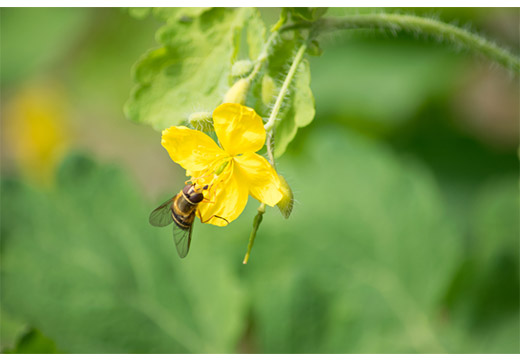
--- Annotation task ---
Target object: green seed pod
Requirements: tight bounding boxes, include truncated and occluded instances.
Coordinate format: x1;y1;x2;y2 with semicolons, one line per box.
188;111;213;132
231;60;254;78
223;78;250;105
261;75;276;106
277;175;294;219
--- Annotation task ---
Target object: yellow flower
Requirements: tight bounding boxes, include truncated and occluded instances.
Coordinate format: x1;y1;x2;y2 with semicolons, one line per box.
161;103;283;226
4;82;71;187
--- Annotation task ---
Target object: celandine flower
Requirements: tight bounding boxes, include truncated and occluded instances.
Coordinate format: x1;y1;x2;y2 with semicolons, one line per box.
161;103;283;226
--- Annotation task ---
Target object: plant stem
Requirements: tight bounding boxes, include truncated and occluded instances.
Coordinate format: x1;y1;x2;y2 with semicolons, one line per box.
243;36;309;265
283;13;519;73
264;43;308;132
243;203;266;264
247;31;279;83
266;132;275;167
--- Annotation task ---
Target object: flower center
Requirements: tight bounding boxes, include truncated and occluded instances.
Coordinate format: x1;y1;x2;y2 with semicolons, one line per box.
187;157;233;198
214;159;230;176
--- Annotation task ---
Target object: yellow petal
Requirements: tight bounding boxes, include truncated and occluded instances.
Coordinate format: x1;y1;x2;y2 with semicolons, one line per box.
234;153;283;207
212;103;265;156
197;162;249;227
161;126;226;172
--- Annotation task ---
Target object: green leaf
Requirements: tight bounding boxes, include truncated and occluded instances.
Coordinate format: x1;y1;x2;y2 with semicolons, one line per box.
246;8;266;60
0;153;246;353
124;8;258;130
289;7;328;22
270;8;289;32
0;308;27;351
3;328;60;354
126;7;152;20
126;7;210;21
274;58;315;158
247;34;316;158
152;7;211;22
439;177;519;353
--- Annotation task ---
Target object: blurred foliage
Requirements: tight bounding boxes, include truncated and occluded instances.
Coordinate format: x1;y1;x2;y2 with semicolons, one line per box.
247;128;462;353
311;36;466;132
0;8;90;85
2;127;518;353
1;7;518;354
1;153;246;353
3;329;60;354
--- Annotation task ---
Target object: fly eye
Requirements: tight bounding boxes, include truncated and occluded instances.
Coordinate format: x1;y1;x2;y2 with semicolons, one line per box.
203;185;209;190
182;184;192;195
189;192;204;203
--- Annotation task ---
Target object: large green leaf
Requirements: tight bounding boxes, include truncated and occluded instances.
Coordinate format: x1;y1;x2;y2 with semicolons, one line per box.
124;8;258;130
0;154;246;353
439;177;519;353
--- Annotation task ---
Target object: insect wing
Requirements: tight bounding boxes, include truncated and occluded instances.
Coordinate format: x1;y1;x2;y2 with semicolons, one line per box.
173;223;193;258
149;196;175;227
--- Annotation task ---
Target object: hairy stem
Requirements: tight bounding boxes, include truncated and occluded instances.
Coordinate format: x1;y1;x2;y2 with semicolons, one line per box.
243;203;266;264
243;37;309;264
243;35;307;264
284;13;519;73
264;43;308;132
247;31;279;83
266;132;275;167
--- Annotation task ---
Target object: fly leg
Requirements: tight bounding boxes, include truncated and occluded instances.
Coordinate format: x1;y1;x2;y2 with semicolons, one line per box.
197;209;229;225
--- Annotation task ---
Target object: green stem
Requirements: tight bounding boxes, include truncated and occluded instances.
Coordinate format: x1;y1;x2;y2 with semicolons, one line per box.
243;203;265;264
264;43;308;132
246;31;279;83
266;132;275;167
243;36;309;264
285;13;519;73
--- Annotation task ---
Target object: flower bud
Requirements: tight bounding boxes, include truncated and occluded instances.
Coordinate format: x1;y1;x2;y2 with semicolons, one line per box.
223;78;250;105
188;111;213;132
308;40;323;56
231;60;254;78
277;175;294;219
261;75;277;106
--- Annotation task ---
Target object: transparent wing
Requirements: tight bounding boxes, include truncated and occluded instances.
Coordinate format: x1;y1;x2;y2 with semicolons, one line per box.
173;223;193;258
149;197;175;227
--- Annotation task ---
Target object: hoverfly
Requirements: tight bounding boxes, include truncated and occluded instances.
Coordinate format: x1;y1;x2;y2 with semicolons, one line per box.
149;183;227;258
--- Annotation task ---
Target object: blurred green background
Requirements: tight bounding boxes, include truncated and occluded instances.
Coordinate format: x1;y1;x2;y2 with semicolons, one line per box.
1;7;518;353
